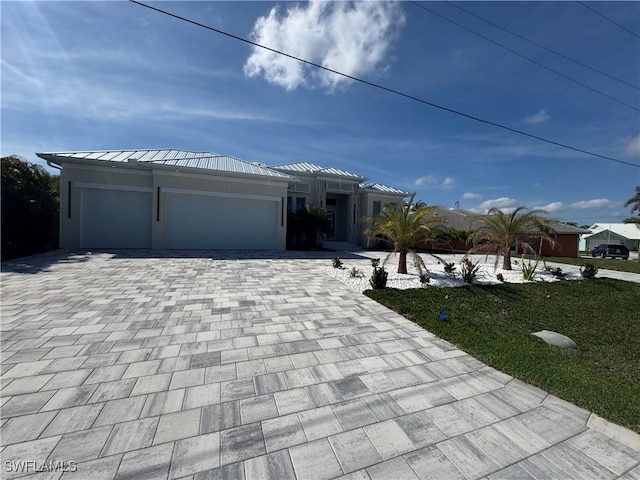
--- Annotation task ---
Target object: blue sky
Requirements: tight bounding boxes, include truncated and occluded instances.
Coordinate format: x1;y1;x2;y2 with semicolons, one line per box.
2;1;639;225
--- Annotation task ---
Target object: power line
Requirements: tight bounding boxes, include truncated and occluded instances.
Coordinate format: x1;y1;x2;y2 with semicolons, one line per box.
578;1;640;40
444;1;639;90
128;0;639;169
409;2;639;113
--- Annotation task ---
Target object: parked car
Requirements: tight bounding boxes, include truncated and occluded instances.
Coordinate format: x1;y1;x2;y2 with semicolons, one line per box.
591;244;629;259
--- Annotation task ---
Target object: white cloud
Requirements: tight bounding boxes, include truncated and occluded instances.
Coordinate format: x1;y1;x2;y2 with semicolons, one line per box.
244;1;405;91
570;199;616;209
414;175;436;186
538;202;564;213
623;134;640;156
462;192;482;200
523;109;551;124
475;197;519;213
442;177;455;188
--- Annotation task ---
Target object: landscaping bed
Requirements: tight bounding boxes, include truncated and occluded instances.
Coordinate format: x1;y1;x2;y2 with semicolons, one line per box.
365;279;640;433
540;256;640;274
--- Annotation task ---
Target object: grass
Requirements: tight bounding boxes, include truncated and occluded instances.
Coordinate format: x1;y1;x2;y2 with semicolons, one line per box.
541;256;640;274
365;278;640;433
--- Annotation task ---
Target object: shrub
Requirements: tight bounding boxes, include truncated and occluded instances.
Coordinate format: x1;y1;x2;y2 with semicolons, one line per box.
444;262;456;274
580;263;598;279
349;267;362;278
369;259;388;290
332;257;343;269
549;267;565;280
460;258;481;284
419;273;430;285
521;256;539;281
496;273;504;282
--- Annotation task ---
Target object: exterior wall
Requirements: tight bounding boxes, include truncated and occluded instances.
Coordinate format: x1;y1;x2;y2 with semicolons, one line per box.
516;234;580;258
358;193;403;247
59;162;288;250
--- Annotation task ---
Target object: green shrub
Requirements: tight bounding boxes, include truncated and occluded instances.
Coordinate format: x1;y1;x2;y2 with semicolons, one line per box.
460;258;481;284
419;273;430;285
332;257;343;269
496;273;505;282
443;262;456;274
580;263;598;279
521;256;539;281
349;266;362;278
369;258;388;289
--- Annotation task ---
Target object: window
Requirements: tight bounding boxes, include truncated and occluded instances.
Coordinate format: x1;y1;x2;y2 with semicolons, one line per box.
287;196;293;213
373;201;381;217
296;197;306;211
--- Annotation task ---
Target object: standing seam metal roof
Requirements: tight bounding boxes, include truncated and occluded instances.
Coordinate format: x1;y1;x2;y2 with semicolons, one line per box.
359;183;410;195
272;162;365;180
38;149;293;179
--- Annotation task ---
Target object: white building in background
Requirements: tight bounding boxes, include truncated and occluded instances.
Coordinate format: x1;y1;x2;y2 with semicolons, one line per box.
579;223;640;252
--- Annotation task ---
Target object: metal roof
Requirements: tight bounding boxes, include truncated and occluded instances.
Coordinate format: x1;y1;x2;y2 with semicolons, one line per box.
272;162;365;180
38;149;293;180
585;223;639;239
359;183;410;196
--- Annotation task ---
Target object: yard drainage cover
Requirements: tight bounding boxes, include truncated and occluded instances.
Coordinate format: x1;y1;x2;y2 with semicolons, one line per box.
532;330;578;349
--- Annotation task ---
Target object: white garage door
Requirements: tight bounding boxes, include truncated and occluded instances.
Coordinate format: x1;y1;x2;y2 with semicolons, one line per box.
165;193;278;250
81;188;151;248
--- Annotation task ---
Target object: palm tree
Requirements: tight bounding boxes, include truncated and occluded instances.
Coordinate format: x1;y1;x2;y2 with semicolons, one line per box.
365;193;440;274
468;207;556;270
624;186;640;220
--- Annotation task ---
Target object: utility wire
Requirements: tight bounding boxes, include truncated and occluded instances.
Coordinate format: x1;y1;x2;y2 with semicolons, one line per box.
410;2;639;113
129;0;639;169
578;1;640;40
444;1;639;90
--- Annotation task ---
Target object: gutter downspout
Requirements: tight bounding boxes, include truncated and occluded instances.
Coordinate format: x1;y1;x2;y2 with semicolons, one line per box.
46;160;62;171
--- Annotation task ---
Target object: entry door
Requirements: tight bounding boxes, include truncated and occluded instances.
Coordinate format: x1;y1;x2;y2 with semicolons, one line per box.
326;208;336;240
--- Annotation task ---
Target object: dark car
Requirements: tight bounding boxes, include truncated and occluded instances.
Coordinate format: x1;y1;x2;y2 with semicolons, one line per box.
591;243;629;259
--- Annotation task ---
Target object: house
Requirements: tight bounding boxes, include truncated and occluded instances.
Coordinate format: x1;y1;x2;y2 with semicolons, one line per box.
416;206;590;258
579;223;640;252
36;149;408;251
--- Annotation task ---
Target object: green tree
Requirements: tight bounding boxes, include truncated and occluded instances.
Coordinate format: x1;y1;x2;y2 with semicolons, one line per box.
468;207;556;270
1;155;60;260
365;193;439;274
623;186;640;223
286;205;331;250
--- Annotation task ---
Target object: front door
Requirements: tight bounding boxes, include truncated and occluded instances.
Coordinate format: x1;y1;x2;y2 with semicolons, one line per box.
326;208;336;240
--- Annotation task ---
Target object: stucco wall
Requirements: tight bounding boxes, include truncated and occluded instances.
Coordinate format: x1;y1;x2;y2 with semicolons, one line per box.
59;163;288;250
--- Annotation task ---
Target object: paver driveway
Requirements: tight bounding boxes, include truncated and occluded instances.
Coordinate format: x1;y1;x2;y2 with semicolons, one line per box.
1;250;639;480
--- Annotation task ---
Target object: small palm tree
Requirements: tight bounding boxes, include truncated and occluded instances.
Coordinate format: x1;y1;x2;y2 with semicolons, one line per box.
365;193;440;274
468;207;556;270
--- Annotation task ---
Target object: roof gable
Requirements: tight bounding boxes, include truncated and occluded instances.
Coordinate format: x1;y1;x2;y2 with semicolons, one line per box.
271;162;365;180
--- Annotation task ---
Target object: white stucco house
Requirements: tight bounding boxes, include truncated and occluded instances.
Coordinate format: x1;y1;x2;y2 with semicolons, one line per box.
579;222;640;252
37;149;408;251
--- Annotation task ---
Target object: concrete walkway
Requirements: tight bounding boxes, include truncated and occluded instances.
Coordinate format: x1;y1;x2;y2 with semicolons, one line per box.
1;250;638;480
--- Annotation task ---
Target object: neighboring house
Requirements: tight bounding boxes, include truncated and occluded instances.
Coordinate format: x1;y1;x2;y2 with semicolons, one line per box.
416;206;589;258
579;223;640;252
36;149;408;251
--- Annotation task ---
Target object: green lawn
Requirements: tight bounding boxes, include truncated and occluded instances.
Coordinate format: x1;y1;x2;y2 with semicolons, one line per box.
542;256;640;274
366;279;640;433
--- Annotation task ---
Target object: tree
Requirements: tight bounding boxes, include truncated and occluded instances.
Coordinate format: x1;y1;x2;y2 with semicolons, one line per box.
1;155;60;260
624;186;640;215
467;207;556;270
365;193;440;273
286;205;331;250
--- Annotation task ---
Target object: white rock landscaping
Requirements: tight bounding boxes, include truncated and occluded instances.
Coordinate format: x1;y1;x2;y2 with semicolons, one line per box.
324;253;583;293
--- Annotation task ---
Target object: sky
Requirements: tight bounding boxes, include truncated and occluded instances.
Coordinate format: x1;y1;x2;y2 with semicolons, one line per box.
2;1;639;225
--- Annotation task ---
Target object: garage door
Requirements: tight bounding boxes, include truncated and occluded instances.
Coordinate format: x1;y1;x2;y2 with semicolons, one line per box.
165;193;278;250
81;188;151;248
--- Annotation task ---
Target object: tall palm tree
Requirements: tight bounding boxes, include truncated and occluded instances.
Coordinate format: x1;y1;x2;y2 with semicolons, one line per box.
468;207;556;270
624;186;640;220
365;193;440;274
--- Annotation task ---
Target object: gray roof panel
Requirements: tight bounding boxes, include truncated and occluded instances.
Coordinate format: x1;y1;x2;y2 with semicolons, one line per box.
360;183;410;195
38;149;293;180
